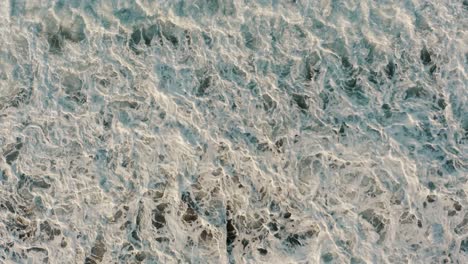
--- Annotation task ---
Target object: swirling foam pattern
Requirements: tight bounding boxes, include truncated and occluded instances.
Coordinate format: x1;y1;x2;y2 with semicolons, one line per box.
0;1;467;263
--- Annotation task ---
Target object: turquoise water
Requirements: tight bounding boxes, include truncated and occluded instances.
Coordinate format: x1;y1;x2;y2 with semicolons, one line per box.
0;1;467;263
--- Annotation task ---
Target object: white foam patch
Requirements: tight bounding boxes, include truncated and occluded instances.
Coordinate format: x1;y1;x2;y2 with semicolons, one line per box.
0;0;467;263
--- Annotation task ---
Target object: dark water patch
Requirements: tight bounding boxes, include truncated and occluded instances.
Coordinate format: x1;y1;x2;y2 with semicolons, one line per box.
399;211;417;224
429;64;437;75
40;221;60;241
182;207;198;223
48;33;63;53
62;73;83;94
1;200;15;213
151;205;167;229
32;177;51;189
84;257;96;264
202;31;213;48
292;93;309;110
382;103;392;118
226;204;237;261
129;24;163;53
343;77;357;90
4;150;19;165
110;100;139;109
461;238;468;253
257;248;268;255
226;220;236;246
339;122;347;136
181;191;203;223
241;24;258;50
421;47;432;65
319;91;329;110
304;52;321;81
10;88;32;108
257;142;270;152
384;60;396;79
306;229;320;239
241;238;248;249
284;234;302;248
196;76;211;96
181;191;197;209
404;86;427;99
184;30;192;50
61;16;86;43
428;181;436;191
135;251;146;262
247;80;260;96
341;57;353;73
47;18;87;53
360;209;387;239
7;217;33;240
155;237;169;243
3;141;23;164
340;74;369;105
427;194;437;203
303;57;314;81
244;132;258;144
443;159;456;173
134;202;144;237
437;98;447;110
200;230;213;242
269;200;280;212
131;229;141;245
341;56;356;75
112;210;123;222
65;92;87;105
267;221;279;232
16;174;33;200
60;237;68;248
368;70;382;85
218;62;246;85
87;234;106;263
321;252;334;263
159;111;166;120
102;112;113;130
143;24;161;46
160;21;179;47
275;138;284;152
129;28;142;53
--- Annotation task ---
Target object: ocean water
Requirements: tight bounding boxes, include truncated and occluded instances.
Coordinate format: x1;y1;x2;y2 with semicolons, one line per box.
0;0;467;263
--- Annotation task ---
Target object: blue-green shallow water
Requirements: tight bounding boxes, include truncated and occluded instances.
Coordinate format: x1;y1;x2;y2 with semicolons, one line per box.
0;1;467;263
